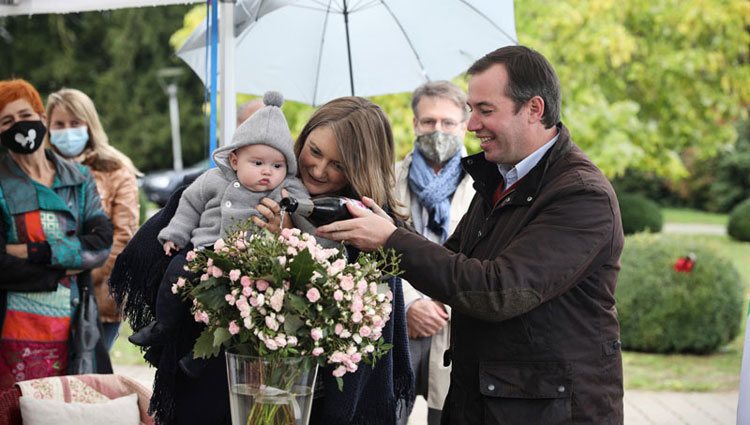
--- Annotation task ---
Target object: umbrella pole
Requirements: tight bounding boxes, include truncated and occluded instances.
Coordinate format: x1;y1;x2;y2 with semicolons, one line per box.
209;0;219;167
343;0;354;96
219;0;236;148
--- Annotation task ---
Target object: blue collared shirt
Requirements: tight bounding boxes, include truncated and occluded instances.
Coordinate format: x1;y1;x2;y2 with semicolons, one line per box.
497;133;560;190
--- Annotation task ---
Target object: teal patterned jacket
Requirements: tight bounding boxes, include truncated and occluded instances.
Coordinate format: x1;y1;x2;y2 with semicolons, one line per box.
0;149;113;291
0;149;114;384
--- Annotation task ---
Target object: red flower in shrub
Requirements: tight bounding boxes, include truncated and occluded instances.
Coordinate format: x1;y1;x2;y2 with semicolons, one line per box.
673;253;697;273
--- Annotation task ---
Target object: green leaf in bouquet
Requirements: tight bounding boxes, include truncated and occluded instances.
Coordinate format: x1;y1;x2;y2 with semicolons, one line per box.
379;342;394;353
357;248;402;278
283;313;304;334
193;281;230;311
202;250;236;272
270;268;288;287
189;277;219;294
288;248;316;286
201;249;224;262
363;342;393;366
213;256;237;273
194;327;221;358
213;327;232;348
285;293;309;314
321;305;339;321
336;377;344;392
286;347;300;356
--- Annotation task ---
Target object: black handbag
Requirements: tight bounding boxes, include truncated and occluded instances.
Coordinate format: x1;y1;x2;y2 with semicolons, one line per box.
69;276;113;375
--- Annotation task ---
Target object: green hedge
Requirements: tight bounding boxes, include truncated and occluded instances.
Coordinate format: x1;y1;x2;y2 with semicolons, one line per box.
617;233;744;354
618;193;663;235
728;198;750;242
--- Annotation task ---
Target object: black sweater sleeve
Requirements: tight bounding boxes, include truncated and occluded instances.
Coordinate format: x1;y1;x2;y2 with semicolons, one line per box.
0;220;63;292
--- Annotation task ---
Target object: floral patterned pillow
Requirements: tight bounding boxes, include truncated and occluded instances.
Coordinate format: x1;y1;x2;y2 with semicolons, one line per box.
19;393;139;425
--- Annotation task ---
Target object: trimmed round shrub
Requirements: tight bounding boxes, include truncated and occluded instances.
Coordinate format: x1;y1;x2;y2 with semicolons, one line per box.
617;233;744;354
618;193;663;235
728;198;750;242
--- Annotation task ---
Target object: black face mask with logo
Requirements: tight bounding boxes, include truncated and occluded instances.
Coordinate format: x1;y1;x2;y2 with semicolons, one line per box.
0;120;47;154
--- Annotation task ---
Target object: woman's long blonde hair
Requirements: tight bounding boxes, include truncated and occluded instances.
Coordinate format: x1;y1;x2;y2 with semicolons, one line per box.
46;88;141;176
295;96;406;219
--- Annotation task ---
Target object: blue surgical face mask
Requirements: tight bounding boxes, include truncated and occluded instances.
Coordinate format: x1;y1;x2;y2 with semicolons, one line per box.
50;126;89;158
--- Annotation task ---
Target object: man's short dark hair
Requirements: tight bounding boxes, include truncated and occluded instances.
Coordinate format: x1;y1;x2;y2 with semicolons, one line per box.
467;45;561;128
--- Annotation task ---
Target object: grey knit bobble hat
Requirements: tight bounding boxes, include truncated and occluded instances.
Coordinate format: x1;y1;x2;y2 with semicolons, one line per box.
212;91;297;177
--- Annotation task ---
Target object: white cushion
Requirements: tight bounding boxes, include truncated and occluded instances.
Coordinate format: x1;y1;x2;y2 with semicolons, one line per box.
19;392;139;425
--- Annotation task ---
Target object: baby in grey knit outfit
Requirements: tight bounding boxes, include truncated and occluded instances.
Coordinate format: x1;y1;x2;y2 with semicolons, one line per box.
129;91;308;347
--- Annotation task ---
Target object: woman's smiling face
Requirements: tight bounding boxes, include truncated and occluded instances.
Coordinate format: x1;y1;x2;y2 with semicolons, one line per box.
298;125;348;196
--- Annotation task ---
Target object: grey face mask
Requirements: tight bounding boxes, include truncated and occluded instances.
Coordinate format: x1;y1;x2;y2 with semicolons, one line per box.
414;131;463;164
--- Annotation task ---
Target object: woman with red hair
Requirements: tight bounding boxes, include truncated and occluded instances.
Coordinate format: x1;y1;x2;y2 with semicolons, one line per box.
0;79;114;388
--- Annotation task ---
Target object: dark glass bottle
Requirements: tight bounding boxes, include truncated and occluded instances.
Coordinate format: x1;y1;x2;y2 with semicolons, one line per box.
279;196;368;226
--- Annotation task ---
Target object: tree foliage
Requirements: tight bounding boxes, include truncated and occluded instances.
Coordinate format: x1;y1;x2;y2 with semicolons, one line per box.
708;122;750;211
261;0;750;176
516;0;750;179
1;0;748;178
0;6;209;171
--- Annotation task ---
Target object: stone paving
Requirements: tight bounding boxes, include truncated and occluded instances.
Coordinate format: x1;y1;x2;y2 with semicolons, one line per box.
406;391;739;424
662;222;726;236
624;390;737;425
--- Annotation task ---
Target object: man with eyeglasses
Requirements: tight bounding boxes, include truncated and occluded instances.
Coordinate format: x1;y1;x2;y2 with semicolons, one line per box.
395;80;475;425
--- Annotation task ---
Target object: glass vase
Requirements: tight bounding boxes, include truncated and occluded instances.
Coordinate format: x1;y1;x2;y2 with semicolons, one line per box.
225;349;318;425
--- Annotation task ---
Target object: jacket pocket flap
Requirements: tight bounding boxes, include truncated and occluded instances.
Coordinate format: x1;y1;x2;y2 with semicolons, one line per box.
479;361;571;399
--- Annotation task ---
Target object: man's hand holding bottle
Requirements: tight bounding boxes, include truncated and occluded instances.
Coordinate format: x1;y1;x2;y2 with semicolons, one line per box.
316;196;396;251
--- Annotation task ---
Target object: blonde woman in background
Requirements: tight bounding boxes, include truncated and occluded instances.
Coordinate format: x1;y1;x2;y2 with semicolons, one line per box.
46;88;141;350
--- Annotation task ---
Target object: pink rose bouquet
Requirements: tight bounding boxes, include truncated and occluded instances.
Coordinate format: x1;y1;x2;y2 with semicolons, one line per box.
176;222;400;388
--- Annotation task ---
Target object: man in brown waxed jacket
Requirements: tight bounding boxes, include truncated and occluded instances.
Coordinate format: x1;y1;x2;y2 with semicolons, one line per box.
317;45;625;425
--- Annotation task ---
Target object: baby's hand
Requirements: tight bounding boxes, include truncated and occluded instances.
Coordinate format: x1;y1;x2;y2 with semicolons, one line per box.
253;188;290;233
163;241;180;256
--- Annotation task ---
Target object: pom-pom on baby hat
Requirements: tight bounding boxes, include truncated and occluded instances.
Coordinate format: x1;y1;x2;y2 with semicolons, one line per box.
213;91;296;176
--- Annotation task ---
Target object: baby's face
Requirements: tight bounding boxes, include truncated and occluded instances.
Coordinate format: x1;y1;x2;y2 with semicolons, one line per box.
230;144;287;192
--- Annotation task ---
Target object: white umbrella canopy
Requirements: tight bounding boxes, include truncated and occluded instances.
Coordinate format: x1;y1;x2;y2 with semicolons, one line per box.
177;0;294;55
0;0;200;16
178;0;517;106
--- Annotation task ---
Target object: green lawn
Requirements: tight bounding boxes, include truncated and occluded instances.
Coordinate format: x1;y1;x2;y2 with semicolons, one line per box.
623;234;750;391
111;322;150;366
663;207;729;226
624;337;743;391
